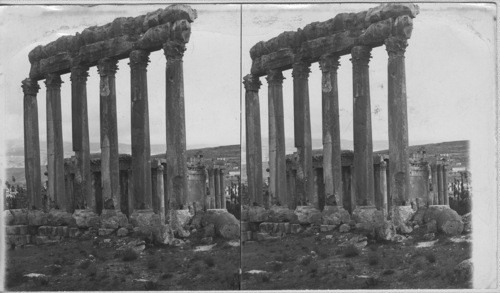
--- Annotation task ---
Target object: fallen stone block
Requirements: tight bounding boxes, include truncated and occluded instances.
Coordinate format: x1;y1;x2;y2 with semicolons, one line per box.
248;206;270;222
68;227;79;238
100;209;128;229
339;223;350;233
294;206;322;225
268;205;298;223
73;209;101;228
284;222;291;234
241;221;249;232
98;228;115;236
5;225;29;235
6;234;31;246
28;210;49;226
320;225;336;232
454;259;472;281
117;227;129;237
6;209;28;226
423;205;464;236
200;209;240;239
290;223;302;234
47;210;76;227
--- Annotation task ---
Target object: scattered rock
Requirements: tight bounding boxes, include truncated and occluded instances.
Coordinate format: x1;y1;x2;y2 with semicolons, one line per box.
248;206;270;223
325;235;334;240
422;233;435;241
47;210;76;227
200;210;240;239
203;223;215;238
454;259;473;281
193;244;216;252
294;206;322;225
200;237;213;245
171;238;185;247
72;209;101;228
392;234;405;243
100;210;128;229
392;206;415;234
423;206;464;235
339;223;350;233
28;210;48;226
320;225;336;232
7;209;29;226
268;205;298;223
376;221;395;241
98;228;115;236
118;239;146;253
117;227;129;237
322;206;350;225
290;224;302;234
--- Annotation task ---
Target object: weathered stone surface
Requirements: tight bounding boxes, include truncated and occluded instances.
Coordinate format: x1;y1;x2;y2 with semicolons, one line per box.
352;206;385;232
5;209;28;226
117;227;129;237
426;219;437;233
268;205;298;223
100;209;128;229
339;223;350;233
248;206;270;223
454;259;472;281
68;227;79;238
320;225;336;232
72;209;101;228
47;210;76;227
130;210;161;227
462;213;471;234
117;239;146;253
392;234;405;243
200;210;240;239
365;3;419;24
169;209;192;230
422;233;435;241
392;205;414;233
374;221;395;241
203;223;215;238
422;205;464;236
290;223;302;234
241;221;250;231
294;206;322;225
27;210;49;226
6;235;31;246
98;228;115;236
240;205;250;222
5;225;29;235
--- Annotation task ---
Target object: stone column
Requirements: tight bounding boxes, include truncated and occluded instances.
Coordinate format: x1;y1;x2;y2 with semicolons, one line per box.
351;46;375;207
208;168;215;208
442;163;449;205
70;64;92;210
22;78;42;210
379;160;388;215
129;50;152;210
437;164;443;204
214;168;220;208
219;169;225;209
266;69;287;207
292;61;314;207
243;74;263;206
97;58;120;211
163;40;188;210
45;74;66;211
319;54;343;207
431;163;438;205
156;164;166;222
386;36;411;207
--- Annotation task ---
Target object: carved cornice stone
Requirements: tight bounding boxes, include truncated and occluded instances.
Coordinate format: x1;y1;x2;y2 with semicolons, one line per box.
129;50;150;70
266;70;284;85
351;46;372;66
292;61;311;80
319;54;340;73
45;73;62;89
243;74;261;92
70;64;89;83
385;36;408;57
163;40;186;60
97;58;119;77
21;78;40;96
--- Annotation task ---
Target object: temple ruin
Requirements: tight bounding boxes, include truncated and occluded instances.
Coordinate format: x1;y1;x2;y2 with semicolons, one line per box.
243;3;429;224
16;5;236;244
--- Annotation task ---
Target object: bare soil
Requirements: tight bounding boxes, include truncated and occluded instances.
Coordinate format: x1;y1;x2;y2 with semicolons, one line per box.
241;230;472;290
5;236;240;291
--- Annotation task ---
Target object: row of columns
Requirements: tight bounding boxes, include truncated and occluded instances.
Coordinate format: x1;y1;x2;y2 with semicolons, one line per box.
207;167;226;209
431;163;449;205
22;41;188;216
244;36;410;212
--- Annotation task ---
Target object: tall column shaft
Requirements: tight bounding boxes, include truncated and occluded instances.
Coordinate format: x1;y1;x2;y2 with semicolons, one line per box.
70;65;92;210
386;36;410;206
379;160;388;215
292;61;314;207
437;164;443;204
214;168;220;208
163;41;188;210
156;165;166;222
22;79;42;210
319;54;343;207
129;50;152;210
442;164;449;205
431;163;438;204
267;70;287;207
243;74;263;206
98;58;120;211
219;169;225;209
208;168;215;207
45;74;66;211
351;46;374;207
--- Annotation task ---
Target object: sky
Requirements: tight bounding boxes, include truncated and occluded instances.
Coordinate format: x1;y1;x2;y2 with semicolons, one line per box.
0;2;498;288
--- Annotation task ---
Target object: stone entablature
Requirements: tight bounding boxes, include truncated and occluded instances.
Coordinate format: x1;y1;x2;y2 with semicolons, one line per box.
249;4;418;76
28;5;197;80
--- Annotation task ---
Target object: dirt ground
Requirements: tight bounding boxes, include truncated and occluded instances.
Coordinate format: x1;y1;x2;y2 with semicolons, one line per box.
5;236;240;291
241;229;472;290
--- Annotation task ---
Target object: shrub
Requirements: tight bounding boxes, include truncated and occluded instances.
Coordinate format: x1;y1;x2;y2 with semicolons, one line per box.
343;244;360;257
122;248;139;262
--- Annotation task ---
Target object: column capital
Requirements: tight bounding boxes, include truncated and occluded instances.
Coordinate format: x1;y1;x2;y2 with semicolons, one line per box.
45;73;62;89
129;50;150;70
385;36;408;57
266;69;284;85
21;78;40;96
292;61;311;80
163;40;186;60
157;165;164;171
319;54;340;73
351;46;372;66
97;58;119;77
70;64;89;83
243;74;261;91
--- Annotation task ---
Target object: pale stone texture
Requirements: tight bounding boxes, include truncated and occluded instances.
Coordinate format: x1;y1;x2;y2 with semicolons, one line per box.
339;223;350;233
28;210;49;226
268;205;298;223
200;209;240;239
47;210;76;227
392;205;414;233
294;206;322;225
454;259;472;281
100;209;128;229
248;206;270;222
422;205;464;236
72;209;101;228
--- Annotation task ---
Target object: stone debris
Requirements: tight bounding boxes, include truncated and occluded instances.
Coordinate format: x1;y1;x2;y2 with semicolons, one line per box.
193;244;216;252
24;273;47;278
416;240;438;248
454;259;472;280
227;240;240;247
246;270;268;274
294;206;322;225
